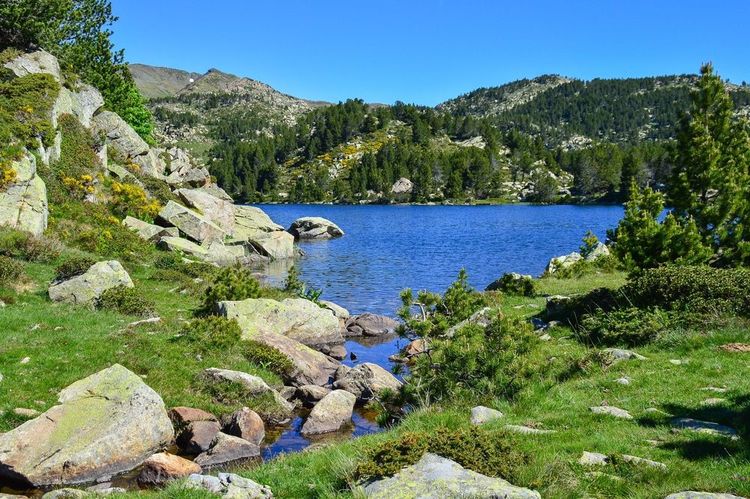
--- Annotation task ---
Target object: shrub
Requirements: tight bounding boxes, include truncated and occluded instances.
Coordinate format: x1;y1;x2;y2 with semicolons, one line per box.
110;181;161;222
54;256;95;282
407;315;540;404
97;286;155;317
485;273;535;296
241;340;294;378
179;316;242;353
547;287;624;325
622;265;750;316
0;227;62;262
0;255;24;286
0;73;59;149
201;267;261;314
355;428;527;482
283;265;322;303
576;307;674;347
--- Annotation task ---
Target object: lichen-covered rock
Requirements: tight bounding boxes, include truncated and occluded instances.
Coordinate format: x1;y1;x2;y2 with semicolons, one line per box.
233;205;284;238
245;231;296;260
219;297;342;347
332;362;402;402
159;236;244;267
221;407;265;446
295;385;332;408
671;418;739;439
0;152;48;236
363;453;540;498
545;252;582;274
48;260;133;305
123;216;178;242
589;406;633;420
92;111;150;159
157;200;226;244
390;177;413;195
345;314;399;337
470;406;504;425
320;300;350;320
186;472;273;498
288;217;344;240
202;368;294;421
194;432;260;468
300;390;356;436
137;452;201;486
0;364;173;487
584;242;610;262
176;187;235;233
4;50;62;81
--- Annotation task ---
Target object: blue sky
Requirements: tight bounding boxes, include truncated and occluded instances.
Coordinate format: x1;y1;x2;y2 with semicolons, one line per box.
112;0;749;105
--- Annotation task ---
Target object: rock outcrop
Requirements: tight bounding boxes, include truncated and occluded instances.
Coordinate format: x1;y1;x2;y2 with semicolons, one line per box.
219;297;342;347
545;252;582;274
48;260;133;305
246;332;340;386
363;453;540;498
176;187;236;233
0;364;173;487
0;152;48;236
288;217;344;240
122;216;178;242
157;200;226;244
390;177;413;196
300;390;356;436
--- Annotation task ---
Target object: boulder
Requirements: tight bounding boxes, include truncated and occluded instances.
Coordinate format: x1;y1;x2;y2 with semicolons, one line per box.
218;298;342;347
137;452;201;486
470;406;504;425
0;364;173;487
162;148;209;187
245;231;296;260
186;472;272;498
201;368;294;421
300;390;356;436
584;242;610;262
320;300;350;320
332;362;402;402
158;236;244;267
604;348;647;362
0;152;48;236
233;205;284;238
194;432;260;468
288;217;344;240
295;385;332;408
48;260;133;305
589;406;633;420
123;216;178;242
671;418;739;439
363;453;540;498
579;451;608;466
405;338;428;358
176;188;235;233
4;50;61;81
390;177;413;195
545;252;582;274
168;407;220;454
156;200;226;244
247;332;340;387
201;185;234;202
345;314;399;337
221;407;265;446
132;149;167;179
72;84;105;128
92;111;149;159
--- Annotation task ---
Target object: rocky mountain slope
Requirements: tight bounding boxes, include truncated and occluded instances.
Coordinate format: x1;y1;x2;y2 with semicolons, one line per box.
128;64;202;99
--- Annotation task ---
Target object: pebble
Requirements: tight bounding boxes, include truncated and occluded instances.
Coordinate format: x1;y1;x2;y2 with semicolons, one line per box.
669;359;689;365
20;356;30;364
614;377;631;385
13;407;40;418
590;406;633;420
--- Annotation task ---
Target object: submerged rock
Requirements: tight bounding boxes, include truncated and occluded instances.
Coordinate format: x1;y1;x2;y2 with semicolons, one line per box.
48;260;133;305
288;217;344;240
300;390;356;436
0;364;173;487
363;453;540;498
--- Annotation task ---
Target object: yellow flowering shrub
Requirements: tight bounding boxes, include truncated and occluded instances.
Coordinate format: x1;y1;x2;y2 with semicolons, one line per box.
0;164;17;191
110;181;161;221
62;174;96;199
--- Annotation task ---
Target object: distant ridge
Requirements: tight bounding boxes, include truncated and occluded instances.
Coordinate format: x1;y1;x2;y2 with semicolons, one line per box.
128;64;202;99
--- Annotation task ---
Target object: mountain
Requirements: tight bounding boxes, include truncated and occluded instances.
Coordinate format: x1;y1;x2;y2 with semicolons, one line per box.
128;64;202;99
439;75;750;147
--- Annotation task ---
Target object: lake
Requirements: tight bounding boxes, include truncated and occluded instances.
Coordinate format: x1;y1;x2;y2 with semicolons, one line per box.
257;204;624;458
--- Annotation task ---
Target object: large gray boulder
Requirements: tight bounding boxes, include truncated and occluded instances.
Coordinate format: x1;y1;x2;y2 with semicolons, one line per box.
245;231;296;260
194;432;260;468
0;364;173;487
123;216;178;242
218;298;342;347
186;472;272;499
157;200;226;244
390;177;413;195
48;260;133;305
345;314;399;337
288;217;344;240
4;50;62;82
333;362;402;402
545;252;582;274
363;453;540;498
92;111;150;159
300;390;356;436
176;187;235;233
233;205;284;237
0;152;48;237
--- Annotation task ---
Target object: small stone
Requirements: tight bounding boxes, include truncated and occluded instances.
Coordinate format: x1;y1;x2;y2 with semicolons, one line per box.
13;408;40;418
614;377;631;385
701;398;726;407
604;348;647;362
504;424;556;435
128;317;161;328
701;386;728;393
671;418;739;440
669;359;688;365
579;451;608;466
622;454;667;470
590;406;633;420
539;333;552;341
644;407;672;416
20;357;30;364
470;406;504;425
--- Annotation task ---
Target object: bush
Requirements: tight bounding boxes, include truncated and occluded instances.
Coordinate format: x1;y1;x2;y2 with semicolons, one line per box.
201;267;261;314
408;315;540;404
110;181;161;222
576;307;674;347
97;285;155;317
0;255;25;286
0;73;59;150
547;287;624;325
623;266;750;316
355;428;527;482
241;340;294;378
0;227;62;262
54;255;95;282
179;316;242;353
485;273;535;296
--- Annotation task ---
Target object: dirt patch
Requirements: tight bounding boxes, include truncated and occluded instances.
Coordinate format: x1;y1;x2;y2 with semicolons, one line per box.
720;343;750;353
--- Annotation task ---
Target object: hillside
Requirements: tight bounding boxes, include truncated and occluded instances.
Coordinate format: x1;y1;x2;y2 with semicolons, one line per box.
128;64;202;99
440;74;750;146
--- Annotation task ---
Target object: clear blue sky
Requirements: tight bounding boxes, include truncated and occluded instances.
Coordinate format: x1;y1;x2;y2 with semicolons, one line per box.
112;0;749;106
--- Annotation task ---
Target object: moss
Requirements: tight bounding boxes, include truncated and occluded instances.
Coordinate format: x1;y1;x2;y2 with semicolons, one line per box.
0;73;59;150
